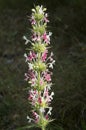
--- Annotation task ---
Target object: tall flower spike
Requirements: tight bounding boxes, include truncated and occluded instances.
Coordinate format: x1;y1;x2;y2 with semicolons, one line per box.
24;5;55;130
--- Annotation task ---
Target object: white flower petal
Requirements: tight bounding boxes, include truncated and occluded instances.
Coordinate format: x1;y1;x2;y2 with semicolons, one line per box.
27;116;33;123
32;9;36;12
28;63;33;70
49;32;52;36
24;53;27;58
23;36;32;44
40;107;45;113
47;107;52;115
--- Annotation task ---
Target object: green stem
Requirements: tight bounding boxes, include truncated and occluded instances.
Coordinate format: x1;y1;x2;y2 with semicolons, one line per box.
38;52;45;130
42;127;45;130
38;52;41;91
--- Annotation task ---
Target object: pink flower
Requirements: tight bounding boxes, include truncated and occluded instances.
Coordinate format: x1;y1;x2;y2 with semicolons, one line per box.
44;17;49;23
28;89;38;105
44;88;49;97
28;94;33;100
28;51;36;61
32;33;37;41
42;32;52;44
32;33;41;42
32;111;39;123
29;70;35;79
24;51;36;62
30;16;36;25
44;13;49;23
38;97;42;104
42;32;50;44
43;88;53;103
41;50;48;61
24;70;36;81
44;72;51;81
45;114;49;119
31;78;36;86
36;35;41;42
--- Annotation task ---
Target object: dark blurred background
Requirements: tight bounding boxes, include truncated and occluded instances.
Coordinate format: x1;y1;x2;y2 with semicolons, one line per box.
0;0;86;130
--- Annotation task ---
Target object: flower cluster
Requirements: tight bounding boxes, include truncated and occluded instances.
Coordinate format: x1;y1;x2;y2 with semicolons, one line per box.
23;5;55;130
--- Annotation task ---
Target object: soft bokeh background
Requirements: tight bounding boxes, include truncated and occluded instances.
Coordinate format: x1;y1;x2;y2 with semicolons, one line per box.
0;0;86;130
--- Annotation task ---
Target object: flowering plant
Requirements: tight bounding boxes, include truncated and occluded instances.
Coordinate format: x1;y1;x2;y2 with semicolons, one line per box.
23;5;55;130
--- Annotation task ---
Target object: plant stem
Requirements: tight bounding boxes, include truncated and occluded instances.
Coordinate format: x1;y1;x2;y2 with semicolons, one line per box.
37;62;40;97
42;127;45;130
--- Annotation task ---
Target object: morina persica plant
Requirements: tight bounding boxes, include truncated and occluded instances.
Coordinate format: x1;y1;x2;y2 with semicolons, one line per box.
23;5;55;130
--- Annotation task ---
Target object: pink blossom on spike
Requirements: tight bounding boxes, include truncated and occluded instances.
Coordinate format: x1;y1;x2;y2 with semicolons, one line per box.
32;34;41;42
32;111;39;123
42;32;50;44
31;79;36;86
45;114;49;120
44;88;49;97
31;16;36;25
44;13;49;23
38;97;42;104
44;17;49;23
42;50;48;61
28;94;33;100
28;51;36;61
37;35;41;41
32;33;37;41
28;70;35;79
28;89;38;106
44;72;51;81
24;70;36;81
